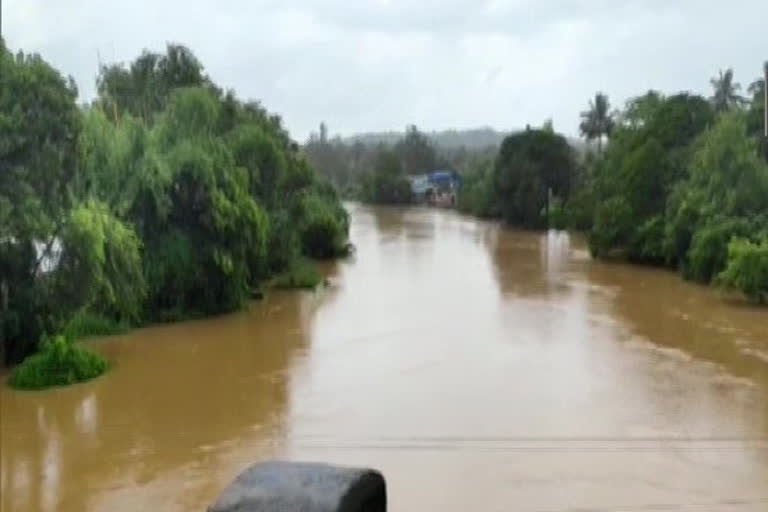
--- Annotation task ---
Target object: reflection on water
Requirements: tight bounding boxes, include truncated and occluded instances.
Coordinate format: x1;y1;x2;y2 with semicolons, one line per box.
2;203;768;512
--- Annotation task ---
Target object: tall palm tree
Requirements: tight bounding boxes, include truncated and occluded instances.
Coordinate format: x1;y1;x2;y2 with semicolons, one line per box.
579;93;614;153
710;68;744;113
764;61;768;138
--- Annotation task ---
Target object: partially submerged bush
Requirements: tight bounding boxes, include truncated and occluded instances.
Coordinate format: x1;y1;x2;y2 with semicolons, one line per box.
8;335;108;390
62;311;130;340
717;237;768;303
270;259;324;290
298;192;350;259
685;218;750;283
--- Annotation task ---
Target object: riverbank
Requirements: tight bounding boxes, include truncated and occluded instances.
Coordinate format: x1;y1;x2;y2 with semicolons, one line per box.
4;255;340;390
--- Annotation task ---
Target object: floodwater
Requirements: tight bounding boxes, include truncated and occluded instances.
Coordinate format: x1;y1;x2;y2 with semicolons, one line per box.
2;203;768;512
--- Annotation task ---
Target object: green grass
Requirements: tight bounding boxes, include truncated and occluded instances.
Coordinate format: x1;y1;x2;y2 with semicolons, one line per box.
62;311;130;340
8;335;108;390
270;258;324;289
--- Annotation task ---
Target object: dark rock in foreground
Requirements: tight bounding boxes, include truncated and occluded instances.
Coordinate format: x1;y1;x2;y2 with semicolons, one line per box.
208;460;387;512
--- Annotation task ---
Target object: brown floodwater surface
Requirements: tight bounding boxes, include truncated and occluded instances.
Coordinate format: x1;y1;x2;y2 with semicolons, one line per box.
2;203;768;512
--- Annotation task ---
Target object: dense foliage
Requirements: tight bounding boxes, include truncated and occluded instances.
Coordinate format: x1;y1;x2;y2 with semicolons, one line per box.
359;149;413;204
304;123;452;197
492;129;576;228
9;335;108;390
564;66;767;302
453;126;578;228
1;40;350;382
455;158;497;218
450;62;768;303
269;258;324;290
717;238;768;303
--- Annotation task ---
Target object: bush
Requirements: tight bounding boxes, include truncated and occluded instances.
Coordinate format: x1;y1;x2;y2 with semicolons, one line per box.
588;195;633;257
298;192;350;259
62;311;129;340
717;237;768;303
457;160;497;218
265;209;301;273
563;186;595;231
685;218;750;283
8;335;108;390
270;259;323;289
361;149;413;204
629;215;665;264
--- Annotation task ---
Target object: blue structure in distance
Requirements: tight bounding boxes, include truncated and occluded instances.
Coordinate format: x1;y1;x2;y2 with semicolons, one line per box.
408;170;460;206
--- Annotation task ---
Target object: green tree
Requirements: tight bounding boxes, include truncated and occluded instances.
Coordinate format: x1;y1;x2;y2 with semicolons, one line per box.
718;237;768;303
664;113;768;277
2;38;353;378
457;158;496;217
97;43;207;124
138;87;270;317
587;93;715;261
361;149;413;204
396;125;440;174
579;93;614;153
0;42;82;363
745;62;767;160
710;68;744;113
493;129;576;228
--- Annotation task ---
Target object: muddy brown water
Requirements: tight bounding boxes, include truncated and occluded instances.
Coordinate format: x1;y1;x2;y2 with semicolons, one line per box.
2;203;768;512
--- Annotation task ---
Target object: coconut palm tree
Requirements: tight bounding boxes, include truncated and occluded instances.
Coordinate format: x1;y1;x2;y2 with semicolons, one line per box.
579;93;614;153
710;68;744;113
764;61;768;138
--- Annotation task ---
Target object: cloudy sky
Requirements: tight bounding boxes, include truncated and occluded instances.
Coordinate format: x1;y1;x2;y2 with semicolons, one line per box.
3;1;766;141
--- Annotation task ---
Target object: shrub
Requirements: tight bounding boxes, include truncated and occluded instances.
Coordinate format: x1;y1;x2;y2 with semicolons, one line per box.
298;192;350;259
685;218;750;283
563;186;595;231
270;258;323;289
717;237;768;303
630;215;665;264
62;311;129;340
588;195;633;257
265;209;300;273
457;161;498;218
8;335;108;390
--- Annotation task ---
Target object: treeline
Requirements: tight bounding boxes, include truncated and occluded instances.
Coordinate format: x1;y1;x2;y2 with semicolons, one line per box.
0;40;350;384
456;65;768;303
343;127;509;150
304;124;497;203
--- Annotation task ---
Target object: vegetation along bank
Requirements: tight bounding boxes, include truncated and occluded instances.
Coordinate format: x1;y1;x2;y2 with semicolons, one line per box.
304;65;768;305
0;39;350;388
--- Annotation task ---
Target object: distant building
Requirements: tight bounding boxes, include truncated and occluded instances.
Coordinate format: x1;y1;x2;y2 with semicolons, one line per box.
408;170;460;206
407;175;432;200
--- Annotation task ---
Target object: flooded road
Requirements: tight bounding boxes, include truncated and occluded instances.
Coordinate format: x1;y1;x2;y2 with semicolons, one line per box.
2;203;768;512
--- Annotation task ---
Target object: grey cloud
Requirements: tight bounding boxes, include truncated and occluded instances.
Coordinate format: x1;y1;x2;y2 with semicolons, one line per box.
4;1;767;141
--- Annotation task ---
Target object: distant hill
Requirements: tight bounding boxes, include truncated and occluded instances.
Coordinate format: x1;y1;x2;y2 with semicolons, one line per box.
343;127;586;153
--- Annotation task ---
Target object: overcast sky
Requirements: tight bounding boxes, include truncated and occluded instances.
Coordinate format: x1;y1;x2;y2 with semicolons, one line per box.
3;1;767;141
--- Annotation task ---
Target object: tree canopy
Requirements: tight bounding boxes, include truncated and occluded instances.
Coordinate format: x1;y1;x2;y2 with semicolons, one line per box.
1;41;350;379
579;93;614;153
493;129;576;228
